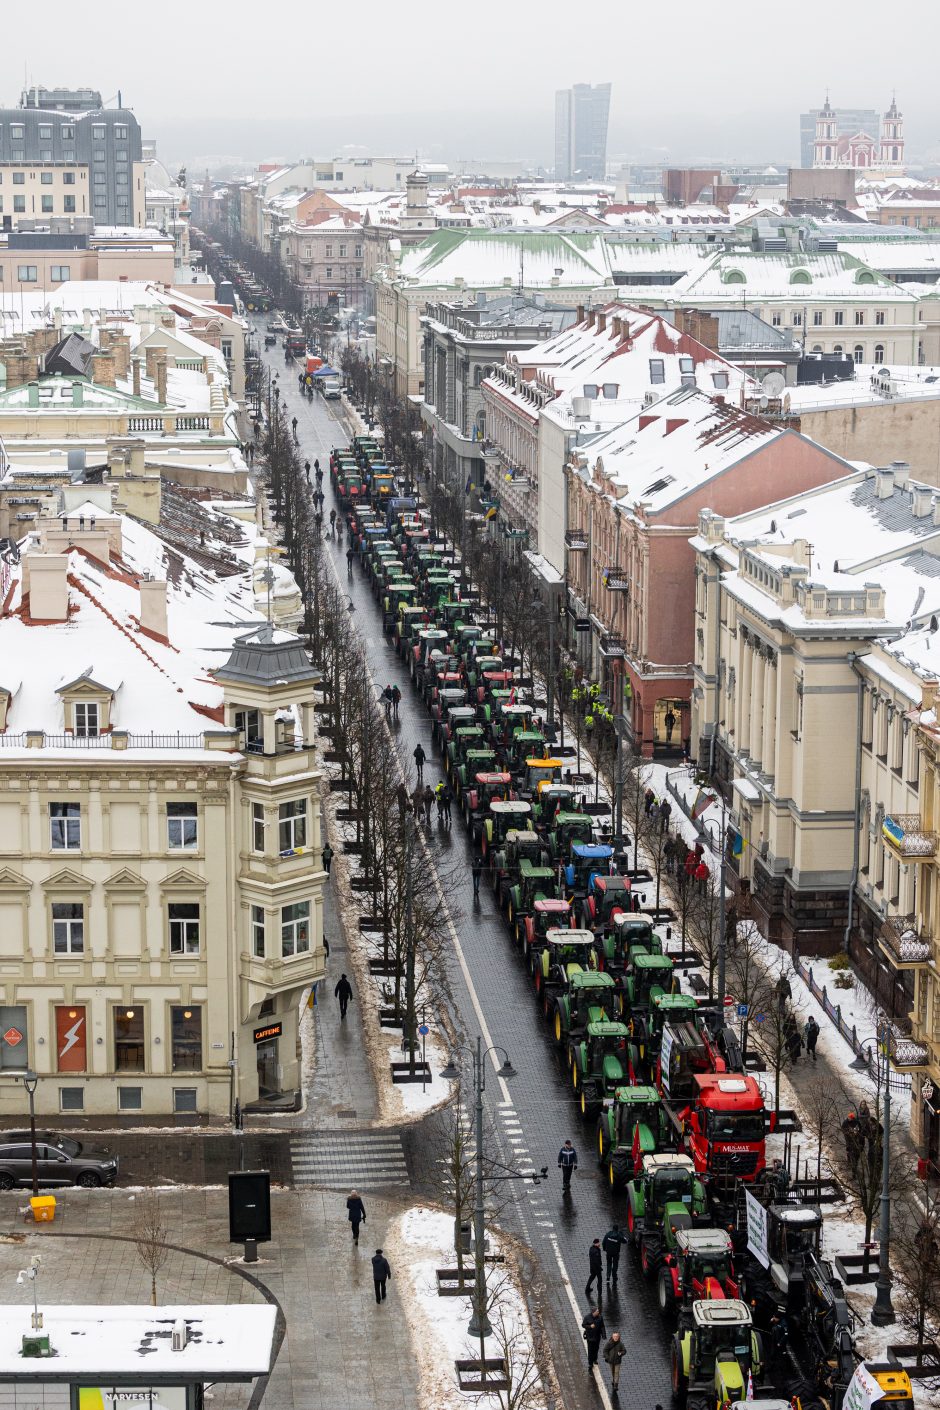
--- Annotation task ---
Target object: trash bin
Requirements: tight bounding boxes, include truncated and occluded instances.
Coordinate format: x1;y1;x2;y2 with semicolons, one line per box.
30;1196;56;1223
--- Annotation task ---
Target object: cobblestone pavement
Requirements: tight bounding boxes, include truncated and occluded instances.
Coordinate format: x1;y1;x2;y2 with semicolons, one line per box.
257;327;672;1410
0;1183;417;1410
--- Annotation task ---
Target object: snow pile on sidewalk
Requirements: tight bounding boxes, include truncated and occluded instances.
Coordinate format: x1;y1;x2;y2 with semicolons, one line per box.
388;1205;548;1410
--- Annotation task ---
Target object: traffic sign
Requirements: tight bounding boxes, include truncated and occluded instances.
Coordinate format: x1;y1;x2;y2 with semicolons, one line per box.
754;1013;766;1025
418;1024;430;1036
737;1004;749;1018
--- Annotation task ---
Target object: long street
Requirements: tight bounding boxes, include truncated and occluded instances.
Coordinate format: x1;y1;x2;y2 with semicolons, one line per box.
255;324;672;1410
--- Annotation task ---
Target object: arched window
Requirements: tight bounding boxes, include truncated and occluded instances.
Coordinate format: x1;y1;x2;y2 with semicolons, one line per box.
811;344;823;354
789;269;812;285
824;146;832;161
874;343;885;362
854;345;864;364
855;270;876;285
833;344;843;354
892;146;899;161
723;269;746;285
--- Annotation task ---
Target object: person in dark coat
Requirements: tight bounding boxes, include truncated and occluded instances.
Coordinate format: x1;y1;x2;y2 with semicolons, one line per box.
472;856;483;898
396;781;409;823
602;1224;626;1284
321;843;333;876
558;1139;578;1192
334;973;353;1020
643;787;655;815
604;1332;627;1392
346;1190;366;1245
413;743;426;779
586;1237;603;1300
372;1248;391;1303
581;1307;606;1368
422;784;434;825
805;1016;820;1062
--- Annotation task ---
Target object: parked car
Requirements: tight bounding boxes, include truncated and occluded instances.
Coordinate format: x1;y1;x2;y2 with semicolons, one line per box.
0;1132;118;1189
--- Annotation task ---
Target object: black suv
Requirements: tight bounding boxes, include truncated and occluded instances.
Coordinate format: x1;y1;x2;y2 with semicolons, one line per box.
0;1133;118;1189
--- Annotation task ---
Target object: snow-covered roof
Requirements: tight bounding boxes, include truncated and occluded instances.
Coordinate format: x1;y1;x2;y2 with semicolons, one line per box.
392;229;612;288
0;1305;276;1378
787;363;940;412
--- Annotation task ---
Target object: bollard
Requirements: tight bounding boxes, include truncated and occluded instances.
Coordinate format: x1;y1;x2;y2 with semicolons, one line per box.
244;1238;258;1264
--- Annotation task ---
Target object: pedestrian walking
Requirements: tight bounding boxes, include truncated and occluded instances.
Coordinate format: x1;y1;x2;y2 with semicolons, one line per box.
391;684;401;719
684;848;698;880
346;1190;366;1245
321;843;333;876
785;1014;802;1065
805;1016;820;1062
413;742;426;780
291;416;298;442
660;799;672;832
558;1139;578;1192
694;859;709;891
842;1111;862;1167
586;1238;603;1300
422;784;434;826
304;460;311;480
314;458;320;475
441;782;453;825
334;972;353;1020
472;856;483;898
396;781;409;823
664;708;677;743
775;971;792;1013
371;1248;391;1303
602;1224;625;1284
411;785;423;820
347;546;354;579
603;1332;626;1393
644;787;655;815
581;1307;606;1369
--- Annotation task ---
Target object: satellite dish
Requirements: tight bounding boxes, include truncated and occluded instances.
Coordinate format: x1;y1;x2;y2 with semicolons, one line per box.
759;395;769;409
761;371;786;398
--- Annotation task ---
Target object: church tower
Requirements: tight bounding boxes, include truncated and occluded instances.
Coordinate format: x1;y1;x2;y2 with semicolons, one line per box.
813;96;838;167
880;95;904;170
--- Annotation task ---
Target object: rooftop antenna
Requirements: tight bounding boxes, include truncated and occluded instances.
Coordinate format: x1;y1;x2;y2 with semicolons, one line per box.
261;564;275;623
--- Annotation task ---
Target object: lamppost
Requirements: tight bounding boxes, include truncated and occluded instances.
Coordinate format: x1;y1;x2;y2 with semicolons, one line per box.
22;1069;39;1198
852;1023;896;1325
701;794;729;1009
16;1255;43;1330
440;1039;517;1338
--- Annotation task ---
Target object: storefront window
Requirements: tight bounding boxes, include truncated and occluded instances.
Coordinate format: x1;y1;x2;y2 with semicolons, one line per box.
171;1006;202;1072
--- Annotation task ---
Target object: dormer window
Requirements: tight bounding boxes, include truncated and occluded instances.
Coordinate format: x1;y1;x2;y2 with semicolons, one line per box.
74;703;99;737
56;670;117;736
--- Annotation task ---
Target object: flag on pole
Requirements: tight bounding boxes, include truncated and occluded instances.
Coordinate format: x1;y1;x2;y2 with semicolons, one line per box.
732;832;745;858
485;505;498;520
746;1372;754;1401
464;475;473;494
509;687;516;705
690;788;715;821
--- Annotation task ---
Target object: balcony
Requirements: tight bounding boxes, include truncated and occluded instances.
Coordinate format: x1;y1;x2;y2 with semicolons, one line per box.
889;1027;931;1071
603;566;630;593
881;813;938;861
599;633;627;660
565;529;589;551
878;914;933;970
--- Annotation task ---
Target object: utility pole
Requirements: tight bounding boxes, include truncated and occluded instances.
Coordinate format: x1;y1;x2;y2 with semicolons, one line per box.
871;1024;896;1325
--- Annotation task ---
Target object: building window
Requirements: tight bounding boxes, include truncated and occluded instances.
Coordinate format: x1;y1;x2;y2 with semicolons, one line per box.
355;244;362;258
39;150;52;162
711;372;729;389
356;266;362;278
12;173;24;185
771;312;782;327
115;150;128;164
235;707;261;749
812;310;823;326
173;1088;197;1113
278;798;307;854
115;124;128;140
171;1006;202;1071
811;344;823;353
63;171;75;185
874;343;885;362
114;1007;144;1071
74;702;99;737
93;150;105;163
648;358;665;384
854;344;865;364
325;245;333;258
40;172;53;185
833;311;844;326
17;266;37;282
167;801;198;850
325;266;333;279
50;802;81;850
92;124;106;140
168;903;200;955
38;124;53;139
41;196;53;213
13;196;25;213
93;172;107;185
59;1087;84;1112
60;124;74;141
0;1006;28;1070
833;344;843;354
875;310;885;325
792;312;803;327
118;1086;142;1111
50;265;70;281
52;902;84;954
94;195;107;209
281;900;310;957
116;196;128;209
855;311;864;326
252;801;266;853
63;197;75;213
251;904;265;958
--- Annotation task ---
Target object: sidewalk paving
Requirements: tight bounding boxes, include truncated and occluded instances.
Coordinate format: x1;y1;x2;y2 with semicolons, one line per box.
0;1184;418;1410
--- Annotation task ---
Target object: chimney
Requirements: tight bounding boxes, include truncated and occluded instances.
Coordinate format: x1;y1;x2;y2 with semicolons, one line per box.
597;312;607;334
876;467;894;500
144;346;160;381
585;309;595;327
576;304;585;323
612;316;622;338
28;554;69;621
71;381;84;408
128;439;145;476
108;331;131;379
155;354;168;406
912;484;932;518
132;358;141;397
91;352;116;388
139;579;168;641
890;459;910;490
932;496;940;528
27;381;39;408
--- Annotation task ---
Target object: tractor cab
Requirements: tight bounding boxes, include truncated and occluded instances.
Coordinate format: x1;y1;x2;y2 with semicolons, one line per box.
520;756;563;798
627;1153;707;1278
441;705;477;742
547;810;595;862
502;729;545;773
475;668;514;703
396;605;429;654
571;1019;631;1119
659;1227;738;1319
672;1301;762;1409
480;800;532;856
382;582;417;630
495;700;536;737
453;741;493;789
466;771;512;821
600;913;659;973
553;970;618;1048
597;1084;667;1188
533;782;580;826
415;628;450;673
565;843;614;897
681;1074;768;1184
522;897;574;956
506;854;555;930
624;951;677;1013
582;874;632;933
431;686;469;727
763;1203;823;1298
532;927;596;1001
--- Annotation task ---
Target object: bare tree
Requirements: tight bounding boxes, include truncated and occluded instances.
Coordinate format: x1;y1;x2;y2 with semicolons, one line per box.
725;920;767;1058
836;1064;912;1277
430;1088;477;1289
894;1195;940;1364
798;1074;841;1195
467;1290;545;1410
132;1189;170;1306
751;973;805;1114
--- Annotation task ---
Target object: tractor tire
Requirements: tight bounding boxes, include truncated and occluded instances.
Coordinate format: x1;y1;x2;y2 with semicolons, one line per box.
566;1042;575;1070
609;1148;632;1191
626;1204;638;1246
533;967;542;996
670;1341;687;1405
542;989;552;1020
596;1119;608;1164
553;1008;563;1045
571;1060;579;1090
657;1266;676;1318
640;1240;655;1279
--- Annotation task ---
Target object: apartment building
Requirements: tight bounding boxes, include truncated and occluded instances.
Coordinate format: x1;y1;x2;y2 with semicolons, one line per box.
280;213;365;311
0;489;325;1119
0;105;144;229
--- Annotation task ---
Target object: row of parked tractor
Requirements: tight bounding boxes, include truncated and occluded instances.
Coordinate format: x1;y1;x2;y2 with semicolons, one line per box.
332;442;915;1410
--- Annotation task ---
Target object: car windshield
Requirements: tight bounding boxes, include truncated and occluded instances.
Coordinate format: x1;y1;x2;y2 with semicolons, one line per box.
51;1137;81;1157
706;1111;765;1142
653;1170;691;1204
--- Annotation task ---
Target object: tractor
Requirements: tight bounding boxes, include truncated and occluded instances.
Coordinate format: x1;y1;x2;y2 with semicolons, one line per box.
521;897;574;960
629;993;702;1084
626;1152;708;1278
501;729;546;776
564;843;614;900
545;810;595;864
597;912;660;976
670;1300;767;1410
622;951;677;1018
532;783;582;828
551;970;618;1051
657;1226;740;1320
448;735;489;787
582;874;632;934
677;1074;768;1186
530;927;596;1006
464;771;513;830
518;756;563;801
596;1084;669;1189
505;853;556;932
478;800;532;858
570;1019;631;1120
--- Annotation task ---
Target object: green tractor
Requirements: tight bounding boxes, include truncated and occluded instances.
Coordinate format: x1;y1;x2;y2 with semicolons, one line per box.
623;951;678;1019
451;738;491;789
530;927;595;1007
570;1019;631;1120
521;897;574;960
551;969;618;1050
626;1152;707;1278
597;911;660;976
546;810;595;865
501;728;545;776
532;783;582;828
630;992;701;1085
505;852;555;932
670;1300;766;1410
596;1084;669;1189
479;800;532;859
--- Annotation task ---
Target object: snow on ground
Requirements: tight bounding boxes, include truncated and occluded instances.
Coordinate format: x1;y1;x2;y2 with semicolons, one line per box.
388;1205;547;1410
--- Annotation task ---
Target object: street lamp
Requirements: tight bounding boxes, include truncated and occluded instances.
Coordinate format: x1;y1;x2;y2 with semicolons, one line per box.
22;1069;39;1198
440;1038;516;1338
701;795;729;1009
16;1254;42;1330
870;1024;896;1326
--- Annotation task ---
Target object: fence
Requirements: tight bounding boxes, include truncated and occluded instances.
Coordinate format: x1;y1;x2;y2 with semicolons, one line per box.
794;955;911;1094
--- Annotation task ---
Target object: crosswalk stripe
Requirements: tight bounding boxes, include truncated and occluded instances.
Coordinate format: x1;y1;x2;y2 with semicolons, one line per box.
289;1131;411;1188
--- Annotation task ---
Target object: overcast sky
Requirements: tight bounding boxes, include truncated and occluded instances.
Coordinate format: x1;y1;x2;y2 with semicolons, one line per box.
3;0;937;170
